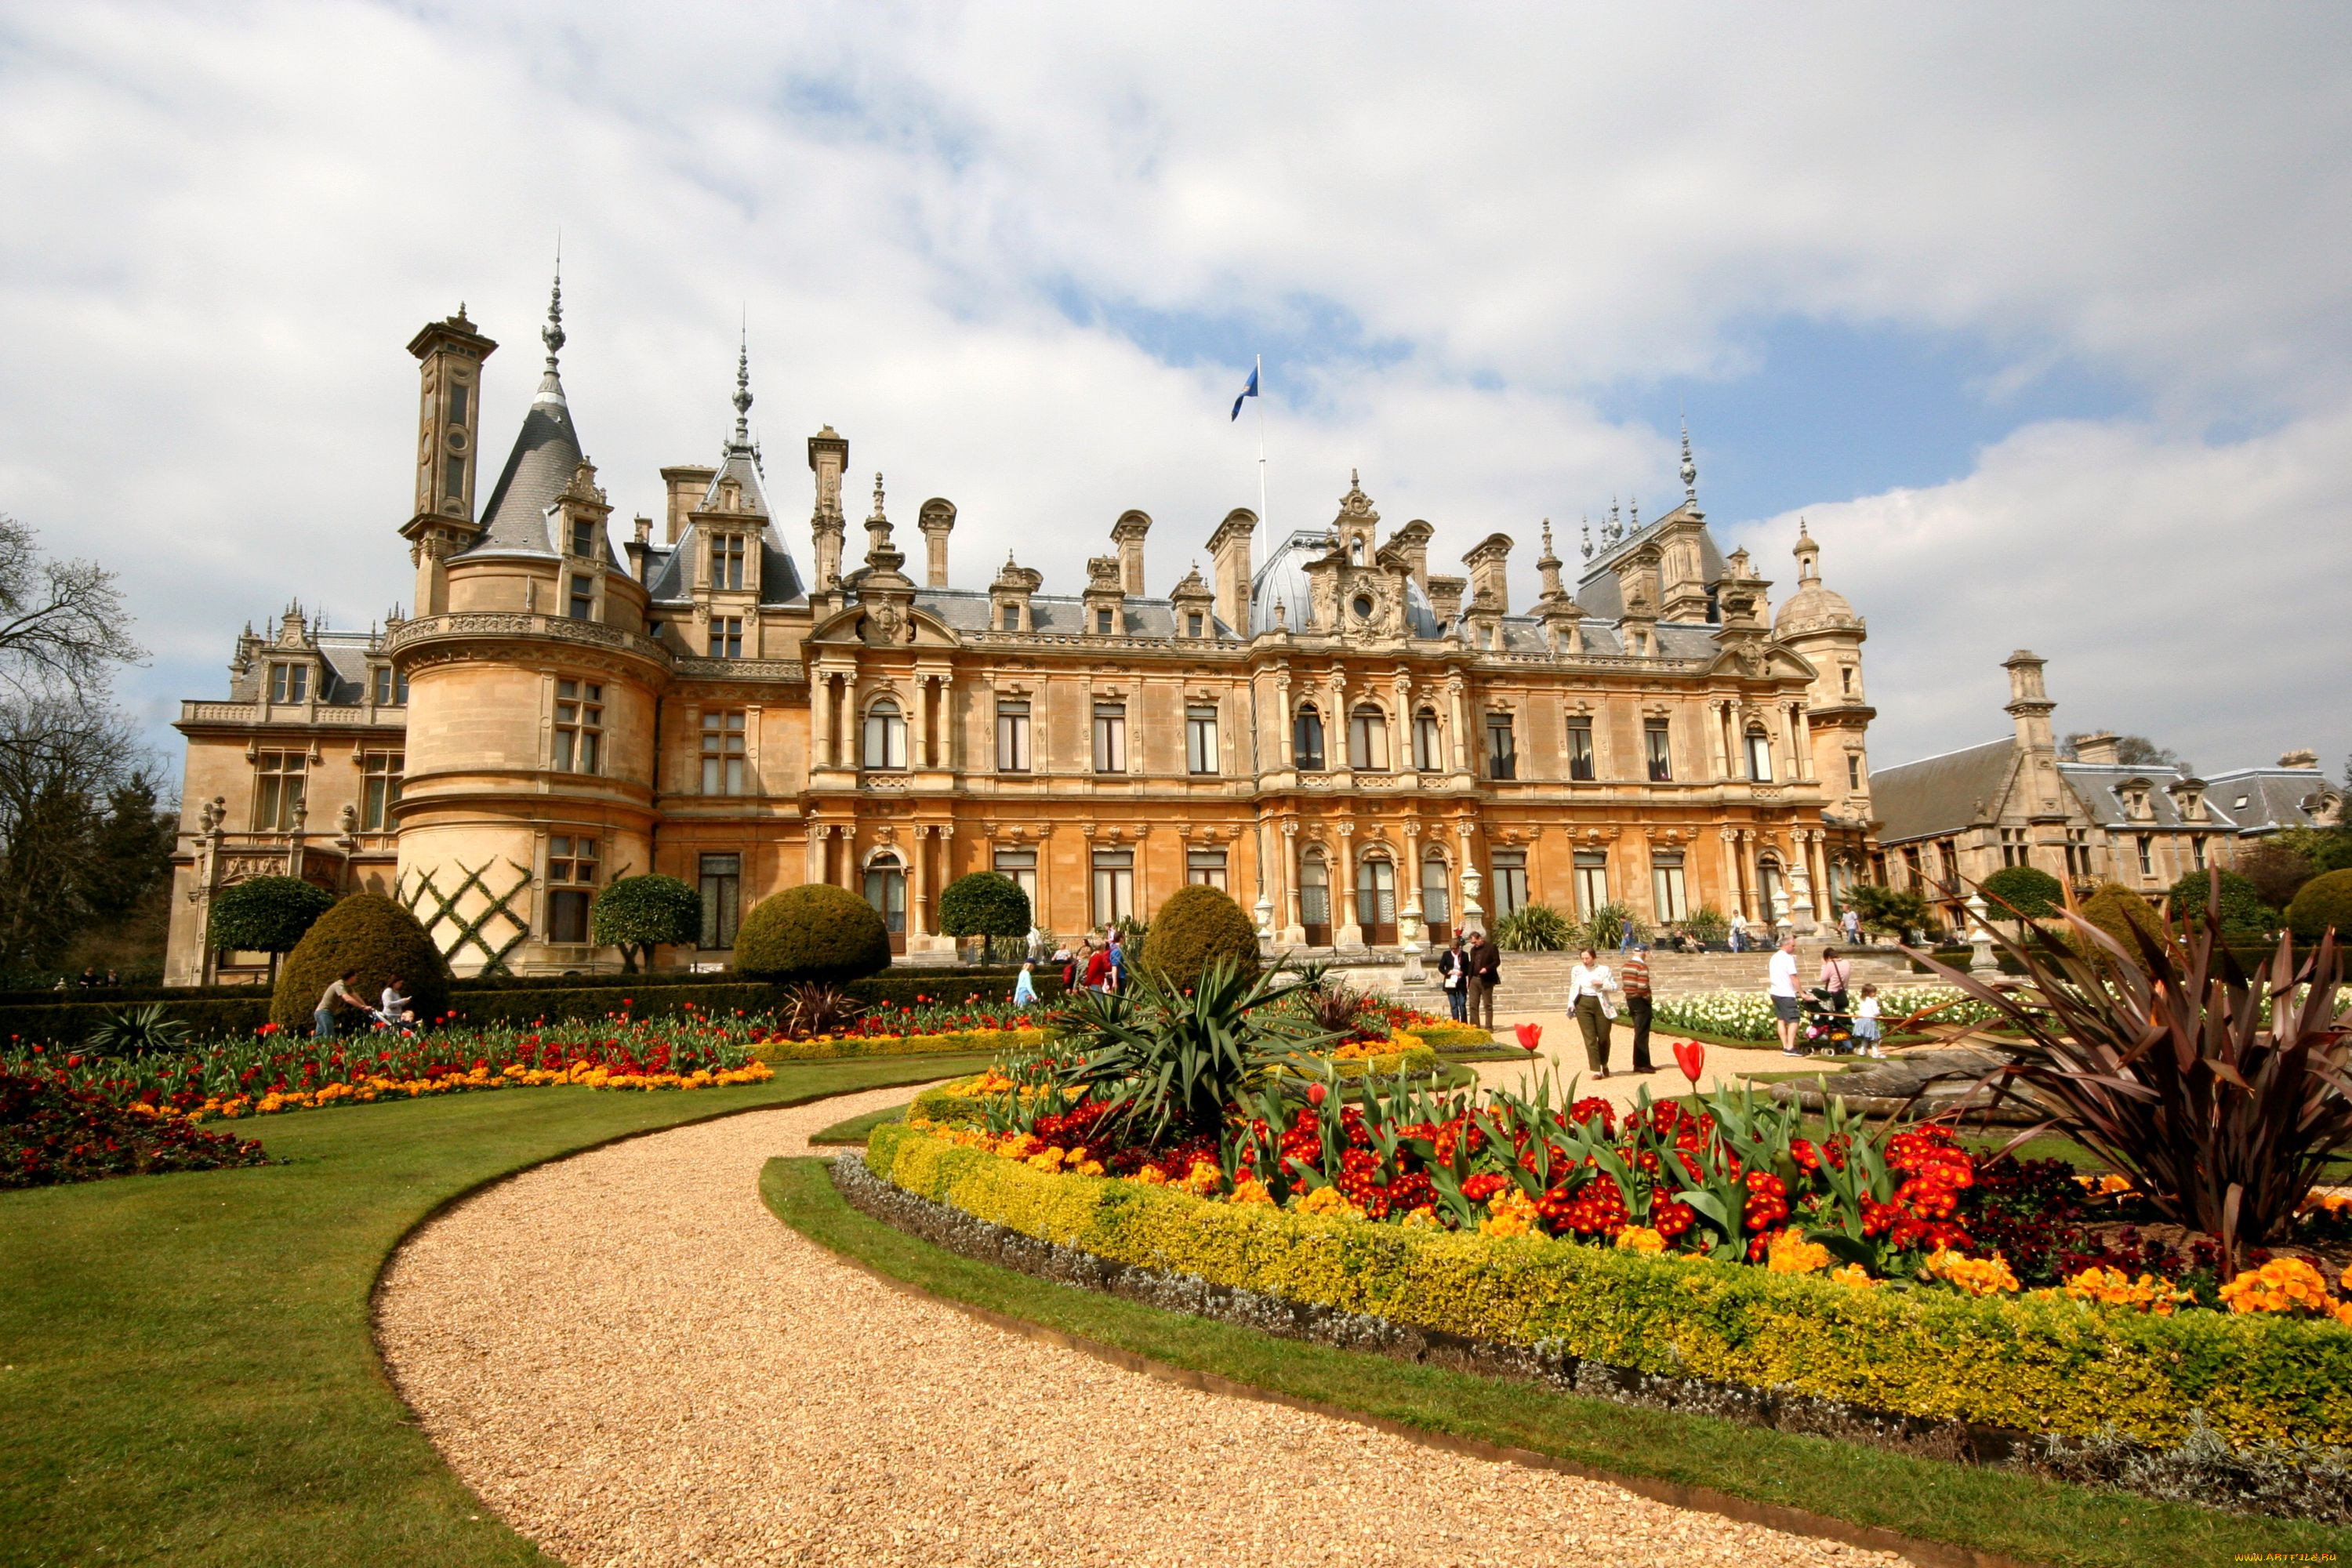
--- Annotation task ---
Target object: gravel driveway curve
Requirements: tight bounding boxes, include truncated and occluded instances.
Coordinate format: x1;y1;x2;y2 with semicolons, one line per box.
377;1087;1903;1568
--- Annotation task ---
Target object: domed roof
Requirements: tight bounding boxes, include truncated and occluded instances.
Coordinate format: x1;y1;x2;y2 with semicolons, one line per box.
1773;581;1857;632
1249;527;1440;637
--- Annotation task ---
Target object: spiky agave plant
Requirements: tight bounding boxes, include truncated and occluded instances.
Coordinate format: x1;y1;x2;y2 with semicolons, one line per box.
83;1004;191;1058
1920;868;2351;1269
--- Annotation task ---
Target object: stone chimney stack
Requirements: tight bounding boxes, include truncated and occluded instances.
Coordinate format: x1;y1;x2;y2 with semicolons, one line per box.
1390;519;1433;593
807;426;848;589
2071;731;2121;766
1461;533;1513;617
659;466;715;546
1206;509;1257;633
1112;510;1152;596
2003;649;2056;756
916;498;956;590
2281;748;2321;769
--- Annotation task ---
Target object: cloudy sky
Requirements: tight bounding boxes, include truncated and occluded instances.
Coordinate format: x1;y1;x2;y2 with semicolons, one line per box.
3;2;2347;782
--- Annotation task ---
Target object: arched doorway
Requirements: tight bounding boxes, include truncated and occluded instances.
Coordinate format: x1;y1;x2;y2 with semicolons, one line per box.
1756;855;1786;928
864;851;907;954
1299;848;1331;947
1356;854;1397;946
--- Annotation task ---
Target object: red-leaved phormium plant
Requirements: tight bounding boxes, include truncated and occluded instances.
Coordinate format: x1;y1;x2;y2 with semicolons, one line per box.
1918;869;2350;1270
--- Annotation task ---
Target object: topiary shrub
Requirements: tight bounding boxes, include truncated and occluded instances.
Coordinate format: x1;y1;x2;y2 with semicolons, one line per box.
589;873;704;971
207;876;338;980
1980;865;2063;921
936;871;1031;963
1132;884;1260;993
734;882;892;984
2165;868;2278;942
2063;882;2165;960
270;893;451;1032
2287;868;2352;942
1490;902;1574;952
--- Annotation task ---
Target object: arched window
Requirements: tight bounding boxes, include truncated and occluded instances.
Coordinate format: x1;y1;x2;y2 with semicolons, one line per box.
1756;856;1786;924
1348;704;1390;771
863;699;907;770
863;852;907;953
1356;854;1397;943
1349;537;1366;565
1744;726;1773;783
1420;850;1451;943
1299;848;1331;946
1412;708;1443;772
1294;704;1327;771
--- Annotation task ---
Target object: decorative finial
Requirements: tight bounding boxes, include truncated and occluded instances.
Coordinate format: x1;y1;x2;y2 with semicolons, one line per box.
1679;418;1697;504
1628;495;1639;532
870;472;886;520
1541;517;1555;555
1580;519;1593;561
732;325;753;441
1350;466;1359;488
542;250;565;368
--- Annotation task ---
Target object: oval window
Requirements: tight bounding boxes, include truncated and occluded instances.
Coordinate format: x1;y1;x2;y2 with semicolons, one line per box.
1352;594;1375;621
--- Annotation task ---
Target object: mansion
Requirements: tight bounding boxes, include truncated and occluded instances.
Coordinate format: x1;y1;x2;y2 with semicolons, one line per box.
165;281;1882;982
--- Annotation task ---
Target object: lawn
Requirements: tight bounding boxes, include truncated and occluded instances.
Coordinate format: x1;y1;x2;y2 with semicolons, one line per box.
0;1054;988;1568
764;1154;2352;1568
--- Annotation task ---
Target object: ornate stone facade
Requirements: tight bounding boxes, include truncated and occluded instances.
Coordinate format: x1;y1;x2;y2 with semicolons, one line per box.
165;287;1878;981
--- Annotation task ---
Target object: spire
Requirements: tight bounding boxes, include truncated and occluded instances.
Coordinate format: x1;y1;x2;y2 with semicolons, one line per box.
535;252;568;410
731;323;753;445
1679;418;1698;506
1628;494;1639;533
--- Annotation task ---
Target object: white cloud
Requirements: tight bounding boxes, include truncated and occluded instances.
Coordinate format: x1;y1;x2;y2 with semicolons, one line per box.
0;1;2345;780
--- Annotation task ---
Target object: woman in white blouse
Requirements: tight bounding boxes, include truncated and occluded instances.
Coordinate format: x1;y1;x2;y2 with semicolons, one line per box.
1568;946;1619;1078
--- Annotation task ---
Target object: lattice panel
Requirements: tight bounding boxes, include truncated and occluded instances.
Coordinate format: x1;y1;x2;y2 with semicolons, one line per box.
401;858;534;977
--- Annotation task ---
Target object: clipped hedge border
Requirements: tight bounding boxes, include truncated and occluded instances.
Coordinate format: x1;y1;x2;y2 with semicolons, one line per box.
863;1122;2352;1457
1403;1021;1497;1051
757;1028;1051;1065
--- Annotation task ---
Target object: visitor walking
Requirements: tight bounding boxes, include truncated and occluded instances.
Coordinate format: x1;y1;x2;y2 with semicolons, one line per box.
1569;946;1618;1078
1026;925;1047;964
1082;940;1114;995
376;975;413;1029
1769;935;1803;1055
1012;962;1038;1008
1818;946;1853;1014
1841;906;1861;946
1465;931;1501;1031
1107;931;1127;992
1728;911;1748;953
1621;942;1655;1073
314;968;365;1040
1436;935;1468;1022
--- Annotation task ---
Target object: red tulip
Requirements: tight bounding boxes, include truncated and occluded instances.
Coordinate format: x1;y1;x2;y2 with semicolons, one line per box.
1513;1022;1542;1053
1307;1082;1328;1106
1673;1039;1705;1087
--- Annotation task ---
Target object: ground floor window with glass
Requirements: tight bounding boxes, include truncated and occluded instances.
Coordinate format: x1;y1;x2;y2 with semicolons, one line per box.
1573;851;1608;919
1186;848;1227;890
1420;851;1450;943
993;848;1038;909
1490;850;1528;917
1091;848;1134;927
1355;854;1397;944
864;852;907;953
1299;848;1331;945
546;835;598;943
1651;852;1687;924
698;853;740;949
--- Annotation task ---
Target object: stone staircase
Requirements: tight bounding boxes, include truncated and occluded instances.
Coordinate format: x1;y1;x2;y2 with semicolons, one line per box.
1480;942;1915;1014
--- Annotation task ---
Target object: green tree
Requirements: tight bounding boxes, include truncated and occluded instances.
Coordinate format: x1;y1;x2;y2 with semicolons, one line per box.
209;876;338;983
2287;869;2352;942
1980;865;2063;921
936;871;1030;963
1840;882;1933;940
2236;840;2318;911
2165;869;2277;942
589;874;703;972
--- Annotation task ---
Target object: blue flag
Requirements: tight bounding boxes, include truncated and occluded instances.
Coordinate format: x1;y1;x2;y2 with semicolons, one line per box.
1230;364;1258;421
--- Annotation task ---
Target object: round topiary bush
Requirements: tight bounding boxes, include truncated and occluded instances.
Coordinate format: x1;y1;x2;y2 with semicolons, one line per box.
1133;884;1261;993
1980;865;2063;920
2063;881;2167;960
2288;868;2352;942
589;873;705;971
270;893;452;1032
734;882;892;984
936;871;1031;961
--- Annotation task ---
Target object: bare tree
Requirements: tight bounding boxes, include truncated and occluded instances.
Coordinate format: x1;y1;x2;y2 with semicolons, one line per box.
0;514;144;693
0;695;147;971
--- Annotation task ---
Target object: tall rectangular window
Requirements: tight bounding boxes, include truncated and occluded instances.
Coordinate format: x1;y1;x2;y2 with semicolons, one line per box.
713;534;746;591
707;617;743;658
698;853;741;949
570;519;596;557
1651;853;1688;923
1294;707;1326;771
1413;710;1443;772
1095;608;1114;634
995;701;1032;772
252;750;306;830
1348;707;1389;771
1644;719;1673;782
269;663;309;705
993;848;1038;907
1847;754;1863;791
448;381;468;426
361;752;402;832
546;835;597;943
1186;612;1204;637
1000;604;1020;631
1573;851;1609;919
1092;702;1127;774
2065;830;2091;880
554;680;603;774
1567;717;1595;780
1091;848;1134;926
1490;850;1529;916
1746;728;1774;782
1903;846;1923;887
2137;835;2154;876
2193;834;2207;871
1186;705;1219;775
372;666;408;706
445;456;466;506
568;573;594;621
700;711;746;795
1485;713;1517;781
1187;849;1229;889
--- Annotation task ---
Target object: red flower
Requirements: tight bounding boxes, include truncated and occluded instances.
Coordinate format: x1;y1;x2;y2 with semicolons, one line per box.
1672;1039;1704;1086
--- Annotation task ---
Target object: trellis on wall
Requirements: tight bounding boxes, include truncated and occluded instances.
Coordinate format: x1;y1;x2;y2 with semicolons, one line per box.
401;859;534;977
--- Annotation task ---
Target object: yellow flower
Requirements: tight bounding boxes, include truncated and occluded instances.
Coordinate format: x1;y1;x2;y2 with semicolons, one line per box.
1925;1247;2020;1297
1296;1183;1365;1220
2220;1256;2338;1316
1131;1165;1169;1187
1179;1160;1224;1197
1615;1225;1667;1254
1479;1188;1539;1239
2063;1265;2190;1316
1765;1229;1830;1275
1829;1262;1876;1289
1229;1177;1276;1207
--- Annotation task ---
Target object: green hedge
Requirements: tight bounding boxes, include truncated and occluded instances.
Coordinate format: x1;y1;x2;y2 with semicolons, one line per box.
865;1123;2352;1452
1408;1021;1498;1051
756;1028;1051;1066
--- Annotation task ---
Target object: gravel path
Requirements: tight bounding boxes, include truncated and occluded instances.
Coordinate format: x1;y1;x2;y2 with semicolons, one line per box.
378;1087;1903;1568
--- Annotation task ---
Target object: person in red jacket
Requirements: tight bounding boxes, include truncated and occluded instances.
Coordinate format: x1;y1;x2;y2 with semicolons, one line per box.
1083;940;1115;993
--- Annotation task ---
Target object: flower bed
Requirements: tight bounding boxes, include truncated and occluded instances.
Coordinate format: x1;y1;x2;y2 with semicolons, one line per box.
2;1013;771;1126
3;1068;272;1188
755;1026;1051;1063
864;1119;2352;1451
1652;985;1998;1044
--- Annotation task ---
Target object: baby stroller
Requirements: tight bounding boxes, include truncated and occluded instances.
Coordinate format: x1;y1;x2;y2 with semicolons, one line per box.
1797;987;1855;1056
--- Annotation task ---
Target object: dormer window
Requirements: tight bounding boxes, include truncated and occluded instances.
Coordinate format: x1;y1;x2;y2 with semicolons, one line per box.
568;573;594;622
1350;539;1365;564
1187;612;1204;637
570;519;596;557
269;663;309;705
1095;608;1114;634
1000;604;1020;632
372;667;408;706
713;534;746;591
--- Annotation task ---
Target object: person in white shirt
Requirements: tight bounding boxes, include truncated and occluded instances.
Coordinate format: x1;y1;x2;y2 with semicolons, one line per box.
378;975;413;1029
1768;935;1803;1054
1853;985;1885;1058
1841;906;1861;946
1568;946;1619;1078
1729;910;1749;953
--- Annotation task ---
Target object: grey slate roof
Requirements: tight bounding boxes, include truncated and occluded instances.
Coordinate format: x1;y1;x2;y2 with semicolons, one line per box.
1573;509;1729;621
2056;762;2218;831
470;368;608;558
2202;767;2339;835
1868;738;2016;844
1249;526;1442;636
916;588;1238;639
640;433;807;606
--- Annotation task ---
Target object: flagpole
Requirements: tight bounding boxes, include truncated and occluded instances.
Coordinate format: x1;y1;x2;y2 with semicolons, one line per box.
1253;352;1268;569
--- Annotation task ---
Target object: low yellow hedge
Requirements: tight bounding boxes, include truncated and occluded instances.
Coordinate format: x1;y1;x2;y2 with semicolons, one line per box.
865;1121;2352;1451
1270;1043;1439;1080
1408;1021;1500;1051
754;1026;1050;1064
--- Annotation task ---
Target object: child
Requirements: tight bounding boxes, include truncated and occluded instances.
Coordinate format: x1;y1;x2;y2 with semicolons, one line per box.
1853;984;1884;1058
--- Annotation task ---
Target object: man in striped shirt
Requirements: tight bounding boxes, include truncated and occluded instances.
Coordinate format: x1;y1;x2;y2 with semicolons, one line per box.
1620;943;1655;1073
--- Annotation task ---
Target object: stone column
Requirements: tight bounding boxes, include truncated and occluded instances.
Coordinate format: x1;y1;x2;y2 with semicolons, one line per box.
1280;822;1305;942
908;826;930;938
1334;823;1361;947
911;678;931;771
1274;673;1294;769
935;673;955;771
810;671;833;771
1791;830;1818;934
1448;678;1471;772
